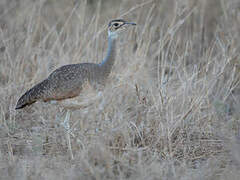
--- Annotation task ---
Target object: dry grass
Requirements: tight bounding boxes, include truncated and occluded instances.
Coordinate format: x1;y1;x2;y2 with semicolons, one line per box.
1;0;240;179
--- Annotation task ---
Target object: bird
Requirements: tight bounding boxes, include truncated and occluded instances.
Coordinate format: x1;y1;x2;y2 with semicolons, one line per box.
15;19;136;110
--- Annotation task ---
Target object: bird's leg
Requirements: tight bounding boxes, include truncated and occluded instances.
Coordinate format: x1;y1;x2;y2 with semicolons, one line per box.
97;91;103;97
55;106;85;151
97;91;105;112
55;109;74;159
62;110;74;160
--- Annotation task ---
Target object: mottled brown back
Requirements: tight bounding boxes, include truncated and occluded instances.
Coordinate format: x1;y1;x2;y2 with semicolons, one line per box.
15;63;108;109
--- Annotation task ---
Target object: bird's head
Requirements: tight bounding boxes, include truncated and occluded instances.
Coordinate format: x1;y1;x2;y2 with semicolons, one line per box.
108;19;136;39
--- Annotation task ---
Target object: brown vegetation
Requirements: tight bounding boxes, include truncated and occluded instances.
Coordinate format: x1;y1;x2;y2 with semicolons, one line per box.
0;0;240;179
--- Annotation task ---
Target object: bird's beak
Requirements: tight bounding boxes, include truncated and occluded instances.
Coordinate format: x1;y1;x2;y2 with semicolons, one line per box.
125;22;137;26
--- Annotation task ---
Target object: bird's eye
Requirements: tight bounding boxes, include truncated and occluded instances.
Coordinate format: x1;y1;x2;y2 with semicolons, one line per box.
113;23;119;27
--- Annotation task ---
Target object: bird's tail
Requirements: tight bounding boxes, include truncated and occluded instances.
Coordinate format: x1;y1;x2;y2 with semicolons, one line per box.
15;80;48;109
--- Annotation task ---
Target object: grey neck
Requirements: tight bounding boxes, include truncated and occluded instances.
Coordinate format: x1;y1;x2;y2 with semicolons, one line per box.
99;36;117;77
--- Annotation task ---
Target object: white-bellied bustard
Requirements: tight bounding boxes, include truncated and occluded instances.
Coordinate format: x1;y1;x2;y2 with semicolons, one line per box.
15;19;136;157
16;19;136;110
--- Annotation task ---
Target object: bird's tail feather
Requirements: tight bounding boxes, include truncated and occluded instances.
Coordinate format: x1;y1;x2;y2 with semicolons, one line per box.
15;80;48;109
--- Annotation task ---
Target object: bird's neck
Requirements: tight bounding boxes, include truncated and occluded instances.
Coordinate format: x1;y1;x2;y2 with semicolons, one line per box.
99;36;117;77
